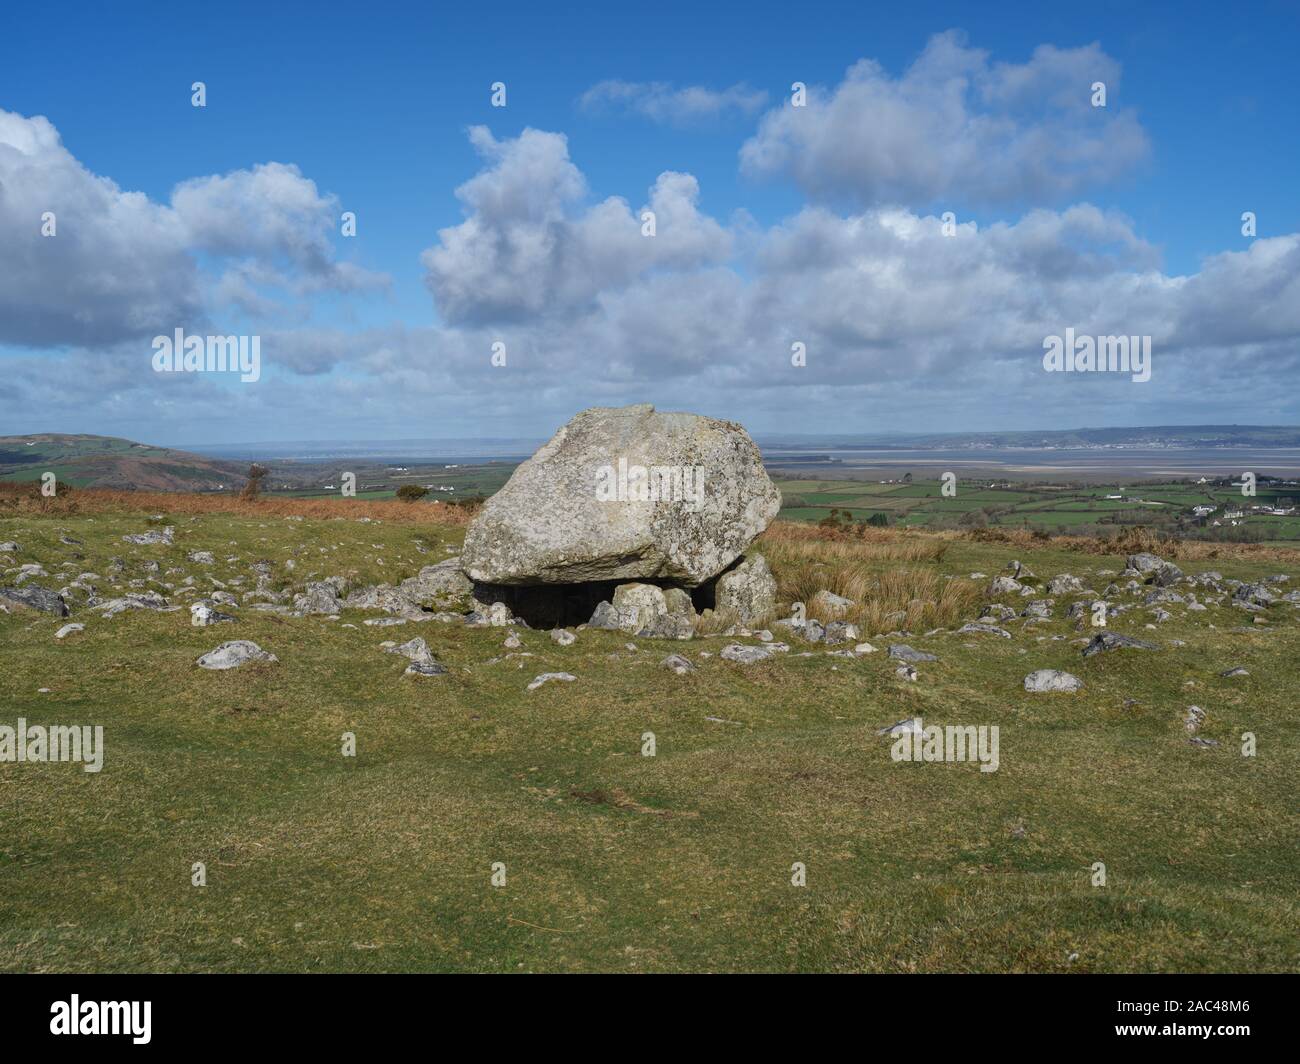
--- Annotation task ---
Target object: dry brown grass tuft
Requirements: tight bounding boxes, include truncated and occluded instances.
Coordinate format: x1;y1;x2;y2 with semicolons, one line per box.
0;486;474;526
957;523;1300;564
693;606;747;635
758;520;948;563
756;521;976;633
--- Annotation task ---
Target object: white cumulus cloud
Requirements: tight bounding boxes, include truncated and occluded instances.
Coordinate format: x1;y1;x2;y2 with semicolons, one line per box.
740;30;1151;207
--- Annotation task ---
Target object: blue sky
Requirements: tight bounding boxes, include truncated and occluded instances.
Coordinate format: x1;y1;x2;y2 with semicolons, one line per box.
2;0;1298;444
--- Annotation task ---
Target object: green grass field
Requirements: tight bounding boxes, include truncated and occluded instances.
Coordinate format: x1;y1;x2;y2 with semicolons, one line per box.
775;475;1300;539
2;504;1297;972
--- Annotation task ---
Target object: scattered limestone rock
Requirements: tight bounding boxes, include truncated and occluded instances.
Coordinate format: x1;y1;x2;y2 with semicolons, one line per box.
822;620;860;645
0;585;70;616
1126;552;1168;575
123;527;174;546
385;637;447;676
527;672;576;691
1234;583;1276;607
1024;669;1084;692
294;578;346;615
661;654;696;675
550;628;576;646
1152;563;1184;587
720;642;784;664
810;589;854;616
1082;632;1160;657
196;640;277;670
773;613;825;643
190;603;236;627
1184;705;1206;733
888;644;936;662
467;596;515;627
55;622;84;639
395;558;474;611
13;563;49;585
94;591;172;618
405;659;448;676
958;622;1011;638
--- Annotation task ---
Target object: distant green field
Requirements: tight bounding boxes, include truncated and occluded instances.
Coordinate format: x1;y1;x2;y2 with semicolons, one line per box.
0;465;96;486
774;474;1300;539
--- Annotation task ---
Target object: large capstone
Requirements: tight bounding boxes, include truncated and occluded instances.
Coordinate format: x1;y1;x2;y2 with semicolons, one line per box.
460;404;781;588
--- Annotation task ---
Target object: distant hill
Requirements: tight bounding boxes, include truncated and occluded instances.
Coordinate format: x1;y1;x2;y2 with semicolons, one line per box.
0;434;248;492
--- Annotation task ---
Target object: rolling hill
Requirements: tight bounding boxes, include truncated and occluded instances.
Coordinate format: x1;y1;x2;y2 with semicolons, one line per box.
0;433;247;492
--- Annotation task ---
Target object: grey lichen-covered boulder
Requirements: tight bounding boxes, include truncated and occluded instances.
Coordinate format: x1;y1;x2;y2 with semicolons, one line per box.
1082;632;1159;657
294;578;346;615
1152;563;1184;587
0;584;70;616
1233;582;1276;607
661;653;697;674
384;637;448;676
396;559;473;610
822;621;860;645
959;622;1011;638
467;597;515;627
1046;574;1085;595
1024;669;1084;692
93;591;173;618
721;642;785;664
598;582;697;639
810;589;854;616
190;603;236;627
196;640;277;670
527;672;576;691
123;526;174;546
888;644;937;662
713;553;777;624
460;404;781;587
343;560;475;619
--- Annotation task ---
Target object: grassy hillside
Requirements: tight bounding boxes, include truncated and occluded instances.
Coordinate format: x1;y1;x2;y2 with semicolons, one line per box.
0;434;245;492
2;494;1297;972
